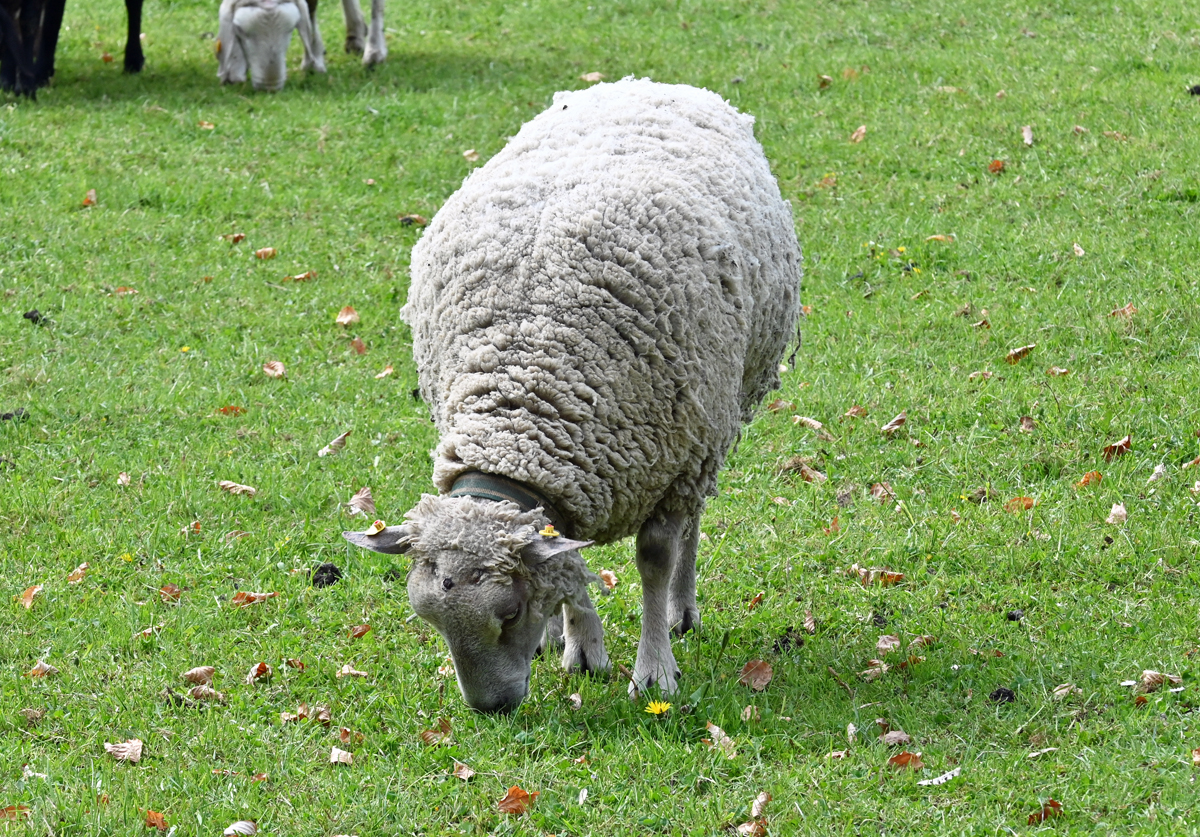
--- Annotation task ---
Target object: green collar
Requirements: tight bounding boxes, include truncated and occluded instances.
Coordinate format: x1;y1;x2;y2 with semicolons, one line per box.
448;471;566;532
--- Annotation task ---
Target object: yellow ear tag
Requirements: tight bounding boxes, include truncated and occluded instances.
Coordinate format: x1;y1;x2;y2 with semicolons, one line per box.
539;524;559;538
365;519;387;536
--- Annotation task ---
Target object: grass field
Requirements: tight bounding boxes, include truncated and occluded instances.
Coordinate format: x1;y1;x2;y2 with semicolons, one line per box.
3;0;1200;833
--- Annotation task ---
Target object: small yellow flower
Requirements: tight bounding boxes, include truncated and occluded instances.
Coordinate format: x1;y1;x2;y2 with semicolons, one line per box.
180;346;190;352
119;552;134;562
539;524;560;538
897;246;906;253
645;700;671;716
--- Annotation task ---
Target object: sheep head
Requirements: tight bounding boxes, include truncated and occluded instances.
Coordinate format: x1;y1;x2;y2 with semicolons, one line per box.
217;0;303;91
343;495;597;714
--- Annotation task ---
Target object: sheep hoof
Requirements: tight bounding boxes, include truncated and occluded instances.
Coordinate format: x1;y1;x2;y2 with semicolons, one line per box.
670;607;701;637
344;36;365;54
563;641;610;675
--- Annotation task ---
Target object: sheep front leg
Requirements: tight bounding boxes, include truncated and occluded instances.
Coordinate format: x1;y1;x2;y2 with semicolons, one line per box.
631;511;685;695
668;512;702;636
361;0;386;66
562;596;609;675
340;0;367;54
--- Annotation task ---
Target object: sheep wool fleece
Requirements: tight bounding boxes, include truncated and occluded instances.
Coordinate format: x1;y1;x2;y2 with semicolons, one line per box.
405;78;802;543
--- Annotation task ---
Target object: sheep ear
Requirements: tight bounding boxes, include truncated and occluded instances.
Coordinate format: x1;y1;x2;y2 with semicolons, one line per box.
522;536;593;566
342;525;414;555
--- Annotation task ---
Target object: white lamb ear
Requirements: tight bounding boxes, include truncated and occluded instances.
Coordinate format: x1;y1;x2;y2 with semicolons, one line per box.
343;525;414;554
522;536;593;566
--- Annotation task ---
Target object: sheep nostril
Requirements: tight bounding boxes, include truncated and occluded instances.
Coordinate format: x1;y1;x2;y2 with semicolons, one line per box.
442;577;455;591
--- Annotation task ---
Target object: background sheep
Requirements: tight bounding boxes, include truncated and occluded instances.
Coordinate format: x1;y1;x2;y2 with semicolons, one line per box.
346;78;801;713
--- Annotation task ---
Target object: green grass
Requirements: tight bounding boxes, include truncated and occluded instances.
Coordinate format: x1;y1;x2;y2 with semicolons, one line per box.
3;0;1200;833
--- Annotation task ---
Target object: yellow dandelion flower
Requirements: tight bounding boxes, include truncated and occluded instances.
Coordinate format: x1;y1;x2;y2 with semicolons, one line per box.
645;700;671;716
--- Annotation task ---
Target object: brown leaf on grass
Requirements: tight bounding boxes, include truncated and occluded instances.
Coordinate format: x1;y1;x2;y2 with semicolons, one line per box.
1021;125;1034;146
736;821;767;837
116;470;132;485
968;370;993;380
347;486;375;516
1046;366;1071;376
27;660;58;678
850;125;867;143
350;337;367;355
881;411;906;436
1192;748;1200;768
462;149;480;162
497;785;539;815
926;233;955;242
1106;503;1127;525
66;562;89;583
598;569;618;590
1076;470;1102;488
189;685;226;703
349;624;372;640
796;463;827;483
230;591;278;608
876;635;901;655
398;213;428;227
849;563;904;587
860;659;889;680
83;188;98;207
844;404;867;418
452;761;475;781
1109;302;1137;319
336;663;368;678
747;592;764;611
1073;242;1086;257
949;509;962;523
888;751;924;770
1103;435;1132;461
869;482;895;504
741;705;760;722
19;584;42;609
254;247;277;260
339;727;364;744
739;660;773;691
285;658;305;670
244;662;271;684
988;159;1005;174
217;405;246;416
1;806;30;821
909;635;937;649
1019;415;1036;433
318;429;351;457
880;730;912;746
1103;129;1128;140
223;822;258;836
160;583;182;602
262;361;286;379
134;624;162;639
329;746;353;765
804;610;817;634
967;485;996;504
419;717;452;746
19;708;45;727
818;74;833;88
1004;343;1035;364
104;739;143;763
703;721;738;758
284;270;316;282
374;365;394;379
568;692;583;710
1140;670;1182;693
766;399;794;412
145;810;169;830
971;318;990;329
1053;683;1082;699
1005;496;1035;513
221;232;246;243
823;516;840;535
1028;799;1063;825
969;647;1005;658
218;480;257;496
579;71;605;82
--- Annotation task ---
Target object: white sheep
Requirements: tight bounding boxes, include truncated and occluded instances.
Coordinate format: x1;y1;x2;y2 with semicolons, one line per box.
345;78;801;712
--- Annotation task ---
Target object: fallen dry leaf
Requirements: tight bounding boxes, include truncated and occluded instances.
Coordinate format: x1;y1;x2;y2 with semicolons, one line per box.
419;717;452;746
818;73;833;88
284;270;316;282
217;405;246;416
189;685;226;703
145;811;169;831
797;463;827;483
1103;434;1132;461
83;188;98;207
579;71;605;82
19;584;42;609
374;365;394;379
881;411;907;436
1028;799;1063;825
849;562;904;587
1046;366;1071;376
850;125;867;143
160;583;182;602
568;692;583;710
1005;496;1035;513
1192;748;1200;768
988;159;1005;174
926;234;955;243
766;398;794;412
67;562;89;583
1140;670;1182;693
350;337;367;355
968;370;993;380
844;405;868;418
888;751;924;770
860;659;890;681
230;591;278;608
737;821;767;837
703;721;737;758
876;635;901;655
598;569;618;590
262;361;286;379
804;611;817;634
1021;124;1034;146
739;660;773;691
869;482;895;504
497;785;538;815
1076;470;1102;488
117;471;131;485
218;480;257;496
223;822;257;836
741;704;760;722
222;233;246;243
318;429;351;457
463;148;481;162
254;247;277;260
335;306;360;327
1028;747;1059;759
1106;503;1127;525
1019;415;1036;433
1004;343;1036;364
747;592;764;611
337;663;368;678
1;806;31;821
398;213;428;226
329;747;353;765
1109;302;1137;319
1052;683;1082;699
909;635;937;650
27;660;58;678
339;727;364;744
244;662;271;684
452;761;475;781
880;730;912;746
104;739;144;763
1073;242;1086;256
347;486;375;516
349;624;372;640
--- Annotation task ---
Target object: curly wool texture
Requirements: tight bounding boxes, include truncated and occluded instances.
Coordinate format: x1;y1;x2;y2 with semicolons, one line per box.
405;78;802;543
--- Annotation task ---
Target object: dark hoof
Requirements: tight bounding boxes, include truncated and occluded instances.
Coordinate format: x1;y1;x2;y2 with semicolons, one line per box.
671;610;699;636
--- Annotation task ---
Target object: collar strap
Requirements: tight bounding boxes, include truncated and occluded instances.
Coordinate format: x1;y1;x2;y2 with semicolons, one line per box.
448;471;566;531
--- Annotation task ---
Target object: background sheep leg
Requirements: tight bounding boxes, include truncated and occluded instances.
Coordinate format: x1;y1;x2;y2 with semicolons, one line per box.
339;0;366;54
537;611;564;655
562;594;609;675
630;511;685;695
361;0;385;66
668;512;702;636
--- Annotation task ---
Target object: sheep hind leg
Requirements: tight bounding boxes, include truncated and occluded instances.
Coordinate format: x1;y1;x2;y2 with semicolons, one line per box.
668;512;701;636
562;595;609;675
361;0;386;66
536;611;564;656
340;0;367;54
630;510;686;695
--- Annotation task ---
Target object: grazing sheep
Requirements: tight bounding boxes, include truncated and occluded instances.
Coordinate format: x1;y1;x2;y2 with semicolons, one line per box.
345;78;802;713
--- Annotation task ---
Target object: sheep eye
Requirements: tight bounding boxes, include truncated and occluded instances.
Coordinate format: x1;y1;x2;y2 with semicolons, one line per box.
500;608;520;625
